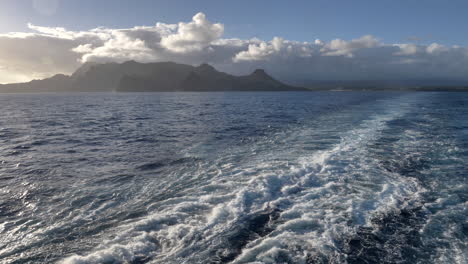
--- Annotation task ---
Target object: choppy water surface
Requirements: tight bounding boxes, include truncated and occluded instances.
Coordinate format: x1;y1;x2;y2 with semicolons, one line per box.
0;92;466;264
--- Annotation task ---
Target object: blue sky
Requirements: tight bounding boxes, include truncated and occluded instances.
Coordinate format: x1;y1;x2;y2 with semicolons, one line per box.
1;0;467;45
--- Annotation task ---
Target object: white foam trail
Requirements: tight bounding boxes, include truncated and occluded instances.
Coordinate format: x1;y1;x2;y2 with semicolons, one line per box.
60;95;429;263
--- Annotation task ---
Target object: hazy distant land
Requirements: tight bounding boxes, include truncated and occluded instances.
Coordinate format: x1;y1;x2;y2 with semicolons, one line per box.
0;61;307;93
1;61;467;93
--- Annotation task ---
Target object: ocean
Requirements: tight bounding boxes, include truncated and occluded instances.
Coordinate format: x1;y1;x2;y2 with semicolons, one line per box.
0;92;466;263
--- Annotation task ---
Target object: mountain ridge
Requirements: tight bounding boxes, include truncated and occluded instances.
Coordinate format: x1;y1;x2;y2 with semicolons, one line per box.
0;61;307;93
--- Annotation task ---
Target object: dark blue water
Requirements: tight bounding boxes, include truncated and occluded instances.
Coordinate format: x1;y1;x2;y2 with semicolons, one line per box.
0;92;466;264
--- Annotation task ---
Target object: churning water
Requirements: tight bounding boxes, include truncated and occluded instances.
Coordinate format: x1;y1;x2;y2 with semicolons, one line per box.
0;92;466;263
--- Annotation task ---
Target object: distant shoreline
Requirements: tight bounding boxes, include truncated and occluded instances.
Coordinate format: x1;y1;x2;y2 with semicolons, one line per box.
1;89;468;94
2;60;468;93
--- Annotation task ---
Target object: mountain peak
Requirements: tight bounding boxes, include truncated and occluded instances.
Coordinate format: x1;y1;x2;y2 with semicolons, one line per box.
0;61;306;92
71;61;99;79
253;69;267;74
249;69;275;81
49;74;69;80
196;63;216;72
122;60;139;65
251;69;269;77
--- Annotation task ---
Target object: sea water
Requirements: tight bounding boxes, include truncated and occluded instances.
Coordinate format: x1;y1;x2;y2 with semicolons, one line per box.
0;92;466;263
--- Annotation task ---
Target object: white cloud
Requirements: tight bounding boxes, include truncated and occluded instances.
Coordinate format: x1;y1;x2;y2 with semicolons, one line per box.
233;37;314;62
0;12;468;84
321;35;381;57
160;12;224;53
426;43;448;54
72;44;94;54
394;44;419;55
27;24;74;39
234;41;277;61
0;34;82;82
78;30;156;63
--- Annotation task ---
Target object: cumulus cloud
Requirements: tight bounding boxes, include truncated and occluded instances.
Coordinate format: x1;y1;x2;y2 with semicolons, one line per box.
426;43;449;54
160;12;224;53
393;44;420;55
233;37;314;62
321;35;381;57
1;12;468;84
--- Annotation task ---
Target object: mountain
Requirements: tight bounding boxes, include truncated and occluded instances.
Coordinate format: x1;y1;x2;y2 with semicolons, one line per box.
0;74;72;93
117;63;307;92
0;61;307;93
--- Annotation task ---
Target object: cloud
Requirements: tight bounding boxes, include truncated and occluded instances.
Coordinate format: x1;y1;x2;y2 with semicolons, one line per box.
1;12;468;84
426;43;448;54
233;37;314;62
394;44;420;55
321;35;381;57
0;34;82;82
160;12;224;53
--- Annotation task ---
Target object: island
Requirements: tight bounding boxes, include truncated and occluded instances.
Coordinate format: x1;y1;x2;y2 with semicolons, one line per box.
0;61;308;93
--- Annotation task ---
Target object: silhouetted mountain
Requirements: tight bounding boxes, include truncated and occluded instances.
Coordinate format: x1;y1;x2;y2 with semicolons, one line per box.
3;61;466;92
117;62;306;92
0;61;307;93
0;74;72;93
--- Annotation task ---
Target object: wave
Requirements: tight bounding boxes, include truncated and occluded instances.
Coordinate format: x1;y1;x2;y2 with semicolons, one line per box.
1;93;464;263
59;95;434;264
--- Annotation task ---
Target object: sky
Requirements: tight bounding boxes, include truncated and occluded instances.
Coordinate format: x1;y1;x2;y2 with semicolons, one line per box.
1;0;468;84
